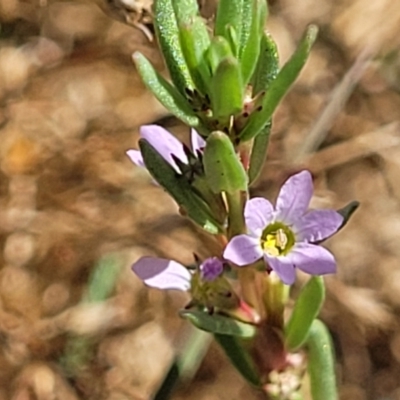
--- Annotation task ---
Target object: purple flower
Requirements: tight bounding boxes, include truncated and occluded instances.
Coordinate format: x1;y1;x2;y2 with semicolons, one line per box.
223;171;343;285
132;256;223;291
126;124;205;173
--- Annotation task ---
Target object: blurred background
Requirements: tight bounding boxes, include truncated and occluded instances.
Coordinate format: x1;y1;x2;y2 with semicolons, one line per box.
0;0;400;399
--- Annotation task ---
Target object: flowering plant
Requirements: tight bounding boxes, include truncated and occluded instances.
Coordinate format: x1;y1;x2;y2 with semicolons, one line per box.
127;0;357;398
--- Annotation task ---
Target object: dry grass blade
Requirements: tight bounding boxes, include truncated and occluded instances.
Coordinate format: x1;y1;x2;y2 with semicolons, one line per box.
293;47;375;164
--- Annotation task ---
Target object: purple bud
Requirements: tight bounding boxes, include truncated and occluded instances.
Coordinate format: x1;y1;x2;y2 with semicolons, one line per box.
200;257;224;281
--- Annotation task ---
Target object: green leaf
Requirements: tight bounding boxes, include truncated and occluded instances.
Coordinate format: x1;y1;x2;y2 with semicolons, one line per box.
133;52;199;127
61;253;123;376
214;334;261;386
139;139;222;234
84;253;123;303
154;329;212;399
240;25;318;142
252;32;279;94
284;276;325;351
248;121;272;186
211;57;243;118
226;25;239;57
306;320;337;400
337;201;359;230
214;0;244;50
247;34;279;185
203;131;248;193
180;310;256;338
179;17;211;94
153;0;194;94
206;36;234;75
171;0;199;23
239;0;268;86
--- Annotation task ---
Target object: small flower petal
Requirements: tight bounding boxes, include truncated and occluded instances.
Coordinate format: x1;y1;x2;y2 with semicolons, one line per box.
264;254;296;285
200;257;223;281
132;256;191;291
286;242;336;276
126;149;145;168
140;125;188;170
245;197;274;235
276;171;313;223
224;234;263;266
191;129;206;154
294;209;344;242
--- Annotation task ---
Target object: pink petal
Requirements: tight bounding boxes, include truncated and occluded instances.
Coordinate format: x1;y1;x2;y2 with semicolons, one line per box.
223;234;263;266
294;209;344;242
276;171;313;224
132;256;191;291
245;197;274;235
191;129;206;154
126;149;145;168
264;255;296;285
140;125;188;171
286;243;336;276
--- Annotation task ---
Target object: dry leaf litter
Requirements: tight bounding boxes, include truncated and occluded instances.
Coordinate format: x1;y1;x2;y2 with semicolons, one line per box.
0;0;399;399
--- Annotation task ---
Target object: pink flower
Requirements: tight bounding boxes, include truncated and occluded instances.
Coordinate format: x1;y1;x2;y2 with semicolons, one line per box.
132;256;223;291
126;124;205;173
223;171;343;285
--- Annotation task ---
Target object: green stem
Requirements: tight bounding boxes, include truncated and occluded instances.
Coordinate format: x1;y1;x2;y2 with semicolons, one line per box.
305;320;337;400
263;273;289;329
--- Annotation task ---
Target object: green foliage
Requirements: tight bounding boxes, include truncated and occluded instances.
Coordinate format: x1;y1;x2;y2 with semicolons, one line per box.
214;334;261;386
210;57;244;119
203;131;248;193
240;25;318;142
133;52;199;127
180;309;256;337
153;0;194;94
214;0;244;44
239;0;268;86
337;201;360;230
139;139;222;234
306;320;337;400
179;17;211;94
284;276;325;351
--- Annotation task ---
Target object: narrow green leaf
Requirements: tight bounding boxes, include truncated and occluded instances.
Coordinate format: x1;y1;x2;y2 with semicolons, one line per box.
84;253;123;303
337;201;359;230
139;139;222;234
238;0;252;56
285;276;325;351
248;121;272;186
171;0;199;23
226;26;239;57
306;320;337;400
154;328;211;399
203;131;248;193
252;32;279;94
240;25;318;142
214;334;261;386
211;57;243;118
215;0;244;49
61;254;123;376
154;0;194;94
206;36;234;75
133;52;199;127
247;34;279;185
180;310;256;338
179;17;211;94
240;0;268;86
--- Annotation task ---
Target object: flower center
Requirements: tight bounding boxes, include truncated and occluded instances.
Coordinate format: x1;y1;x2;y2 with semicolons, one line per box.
261;222;295;256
